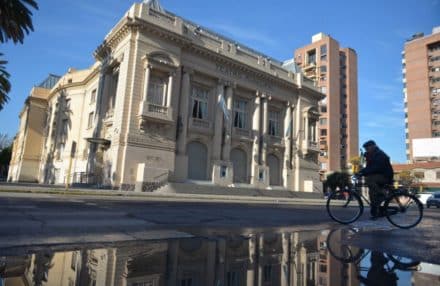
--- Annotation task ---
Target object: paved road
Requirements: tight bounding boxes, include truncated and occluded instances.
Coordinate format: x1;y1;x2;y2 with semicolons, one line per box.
0;192;439;263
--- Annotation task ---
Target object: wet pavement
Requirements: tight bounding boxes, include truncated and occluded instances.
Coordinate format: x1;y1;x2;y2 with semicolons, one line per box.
0;193;439;285
1;227;439;286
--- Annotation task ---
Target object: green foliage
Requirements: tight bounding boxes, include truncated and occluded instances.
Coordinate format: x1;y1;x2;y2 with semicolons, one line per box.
397;170;419;189
325;171;351;192
0;0;38;43
0;0;38;110
0;54;10;110
0;145;11;166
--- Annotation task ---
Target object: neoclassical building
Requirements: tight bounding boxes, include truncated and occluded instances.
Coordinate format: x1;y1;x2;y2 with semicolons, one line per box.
8;1;324;192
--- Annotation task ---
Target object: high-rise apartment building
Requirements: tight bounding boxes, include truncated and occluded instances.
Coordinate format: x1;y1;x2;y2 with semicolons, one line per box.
403;27;440;162
294;33;358;175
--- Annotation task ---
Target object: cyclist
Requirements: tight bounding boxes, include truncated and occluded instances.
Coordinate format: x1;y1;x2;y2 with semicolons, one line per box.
357;140;394;219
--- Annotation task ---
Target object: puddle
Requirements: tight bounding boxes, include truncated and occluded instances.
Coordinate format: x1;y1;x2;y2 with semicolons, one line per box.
0;228;439;285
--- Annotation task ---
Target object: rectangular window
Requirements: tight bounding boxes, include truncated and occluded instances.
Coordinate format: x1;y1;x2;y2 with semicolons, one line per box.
320;129;327;136
320;65;327;73
320;44;327;55
321;86;327;94
307;49;316;65
90;89;96;103
414;172;424;179
320;118;327;125
191;86;209;119
233;99;248;129
88;112;94;129
268;110;280;136
321;105;327;113
148;76;167;106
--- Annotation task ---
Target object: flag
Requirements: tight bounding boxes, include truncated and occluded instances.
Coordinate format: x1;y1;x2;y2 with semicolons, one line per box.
219;93;230;122
285;119;292;137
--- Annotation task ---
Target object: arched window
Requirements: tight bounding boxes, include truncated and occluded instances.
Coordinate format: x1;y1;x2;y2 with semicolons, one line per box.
268;154;281;186
231;148;248;183
187;141;208;180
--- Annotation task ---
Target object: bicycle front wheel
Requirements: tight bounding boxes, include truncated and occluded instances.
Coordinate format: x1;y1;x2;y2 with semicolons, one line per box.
384;193;423;229
327;190;363;224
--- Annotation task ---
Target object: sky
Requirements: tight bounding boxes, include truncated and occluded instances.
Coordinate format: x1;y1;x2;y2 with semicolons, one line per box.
0;0;439;163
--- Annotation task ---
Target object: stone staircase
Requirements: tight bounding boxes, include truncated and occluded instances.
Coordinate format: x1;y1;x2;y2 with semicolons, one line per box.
153;181;323;199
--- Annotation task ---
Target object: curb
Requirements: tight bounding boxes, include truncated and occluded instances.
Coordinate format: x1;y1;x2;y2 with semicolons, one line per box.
0;187;327;205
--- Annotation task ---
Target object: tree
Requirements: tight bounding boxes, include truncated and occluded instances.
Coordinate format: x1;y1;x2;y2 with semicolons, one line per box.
0;133;11;150
324;171;351;192
397;170;419;190
0;0;39;110
349;156;362;173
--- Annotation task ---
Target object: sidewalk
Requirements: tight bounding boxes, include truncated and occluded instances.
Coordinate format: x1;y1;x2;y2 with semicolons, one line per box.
0;182;326;205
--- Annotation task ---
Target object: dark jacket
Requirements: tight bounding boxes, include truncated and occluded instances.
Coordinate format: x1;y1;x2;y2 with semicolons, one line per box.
359;147;394;183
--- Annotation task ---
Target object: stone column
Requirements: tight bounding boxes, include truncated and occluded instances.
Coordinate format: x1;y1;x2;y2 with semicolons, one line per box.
212;82;233;186
177;68;191;155
139;64;151;115
222;85;233;161
257;234;264;286
251;92;269;188
261;96;269;165
247;234;257;286
281;233;290;286
174;67;192;182
213;82;225;161
206;240;216;286
166;72;174;107
304;115;309;144
283;103;292;188
251;93;261;182
166;241;179;286
215;238;226;286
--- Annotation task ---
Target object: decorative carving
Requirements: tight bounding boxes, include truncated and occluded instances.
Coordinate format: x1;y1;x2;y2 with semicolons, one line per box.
215;63;273;90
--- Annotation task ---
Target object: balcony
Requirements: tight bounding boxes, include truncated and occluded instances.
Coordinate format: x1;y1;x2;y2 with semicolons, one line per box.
232;127;252;140
138;102;173;125
103;109;114;127
189;117;213;134
302;140;320;154
269;135;284;147
303;62;316;71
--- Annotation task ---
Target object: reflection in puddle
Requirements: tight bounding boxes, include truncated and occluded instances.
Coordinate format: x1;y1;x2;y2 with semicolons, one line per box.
0;229;439;285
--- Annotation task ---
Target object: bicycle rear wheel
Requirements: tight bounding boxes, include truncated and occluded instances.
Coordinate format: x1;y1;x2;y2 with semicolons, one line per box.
327;190;363;224
384;193;423;229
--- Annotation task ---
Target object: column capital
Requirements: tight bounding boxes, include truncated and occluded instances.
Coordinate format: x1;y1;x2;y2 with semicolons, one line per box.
217;78;229;86
224;81;236;89
143;62;153;70
182;66;194;75
255;90;262;97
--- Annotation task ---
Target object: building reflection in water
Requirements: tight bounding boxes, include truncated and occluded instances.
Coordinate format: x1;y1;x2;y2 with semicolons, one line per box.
0;229;438;286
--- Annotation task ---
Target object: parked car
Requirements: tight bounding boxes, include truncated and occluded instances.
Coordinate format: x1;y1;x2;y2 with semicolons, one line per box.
427;193;440;208
416;192;434;205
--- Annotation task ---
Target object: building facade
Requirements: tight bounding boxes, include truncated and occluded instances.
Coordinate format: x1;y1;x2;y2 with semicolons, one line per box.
8;1;324;192
403;26;440;162
294;33;359;176
0;229;360;286
393;161;440;192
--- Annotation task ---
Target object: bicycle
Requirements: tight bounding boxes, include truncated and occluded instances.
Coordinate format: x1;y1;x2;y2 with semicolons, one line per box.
326;175;424;229
325;228;420;285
